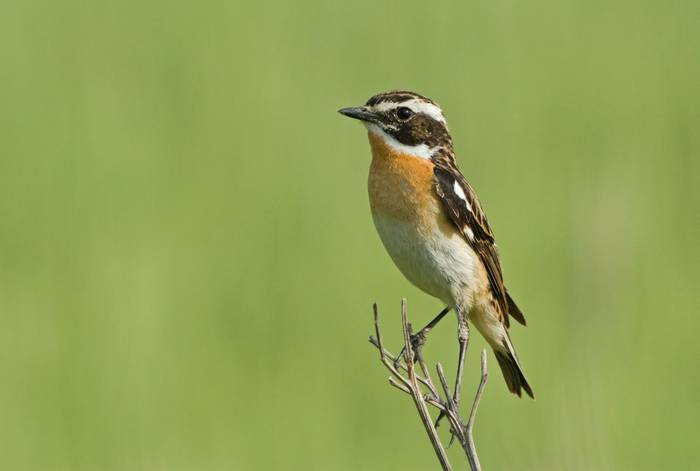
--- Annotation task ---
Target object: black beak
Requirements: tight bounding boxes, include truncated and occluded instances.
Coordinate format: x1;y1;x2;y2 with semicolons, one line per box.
338;106;379;123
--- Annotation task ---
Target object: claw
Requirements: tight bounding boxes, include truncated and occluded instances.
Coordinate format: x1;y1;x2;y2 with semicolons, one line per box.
395;328;430;366
395;307;451;368
393;354;403;371
435;410;446;428
434;409;459;447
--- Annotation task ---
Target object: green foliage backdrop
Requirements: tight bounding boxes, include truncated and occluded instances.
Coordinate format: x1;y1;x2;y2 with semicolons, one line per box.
1;1;698;469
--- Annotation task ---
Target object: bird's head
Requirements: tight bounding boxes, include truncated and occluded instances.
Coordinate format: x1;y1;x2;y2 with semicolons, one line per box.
339;90;453;159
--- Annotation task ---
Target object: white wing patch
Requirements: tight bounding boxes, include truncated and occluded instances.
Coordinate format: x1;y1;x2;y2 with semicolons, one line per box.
453;180;473;212
464;226;475;240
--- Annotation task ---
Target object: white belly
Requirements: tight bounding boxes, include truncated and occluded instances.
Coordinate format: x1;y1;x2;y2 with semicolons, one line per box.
372;213;480;307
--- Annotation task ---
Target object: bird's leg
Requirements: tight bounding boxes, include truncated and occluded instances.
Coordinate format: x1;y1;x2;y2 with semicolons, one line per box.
453;311;469;409
394;306;450;368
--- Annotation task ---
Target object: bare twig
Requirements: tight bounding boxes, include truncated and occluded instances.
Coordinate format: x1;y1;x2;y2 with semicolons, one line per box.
369;300;489;471
463;351;489;471
373;301;452;470
368;335;438;396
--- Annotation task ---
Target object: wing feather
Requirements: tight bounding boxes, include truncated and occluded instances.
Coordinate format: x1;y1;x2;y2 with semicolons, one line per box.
433;158;525;327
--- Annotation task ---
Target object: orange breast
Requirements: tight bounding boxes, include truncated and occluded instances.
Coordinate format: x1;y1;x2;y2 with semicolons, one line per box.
367;132;442;232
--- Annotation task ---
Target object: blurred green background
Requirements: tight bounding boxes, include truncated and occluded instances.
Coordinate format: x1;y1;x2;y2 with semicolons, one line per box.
1;0;698;469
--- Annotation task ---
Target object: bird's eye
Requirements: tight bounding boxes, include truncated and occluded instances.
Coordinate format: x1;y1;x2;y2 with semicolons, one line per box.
396;107;414;120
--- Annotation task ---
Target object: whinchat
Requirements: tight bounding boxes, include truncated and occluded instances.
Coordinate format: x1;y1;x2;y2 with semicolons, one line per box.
339;90;533;398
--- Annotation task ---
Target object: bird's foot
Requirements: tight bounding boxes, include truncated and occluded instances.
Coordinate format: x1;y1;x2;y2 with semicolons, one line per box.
393;326;429;369
393;307;451;369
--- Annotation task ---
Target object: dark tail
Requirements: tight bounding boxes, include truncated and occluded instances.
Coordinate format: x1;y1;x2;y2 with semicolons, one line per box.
506;291;527;326
494;343;534;399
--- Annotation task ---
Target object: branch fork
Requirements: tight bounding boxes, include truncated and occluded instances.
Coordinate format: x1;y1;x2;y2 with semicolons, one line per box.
369;299;488;471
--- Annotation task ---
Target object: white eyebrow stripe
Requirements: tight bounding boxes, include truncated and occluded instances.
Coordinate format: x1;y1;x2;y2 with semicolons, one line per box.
453;180;472;212
405;99;446;124
373;99;446;124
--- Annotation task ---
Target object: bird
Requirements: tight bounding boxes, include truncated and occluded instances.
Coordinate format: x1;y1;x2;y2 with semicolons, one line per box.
339;90;533;399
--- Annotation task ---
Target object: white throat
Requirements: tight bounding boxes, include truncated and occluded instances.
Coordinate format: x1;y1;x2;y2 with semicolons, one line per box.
365;123;436;160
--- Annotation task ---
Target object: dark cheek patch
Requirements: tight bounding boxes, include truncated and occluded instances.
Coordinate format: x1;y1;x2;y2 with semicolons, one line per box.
389;115;450;148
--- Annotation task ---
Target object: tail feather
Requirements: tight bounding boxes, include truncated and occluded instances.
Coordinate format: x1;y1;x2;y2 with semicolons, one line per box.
494;343;534;399
469;304;533;398
506;291;527;326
